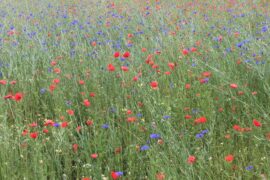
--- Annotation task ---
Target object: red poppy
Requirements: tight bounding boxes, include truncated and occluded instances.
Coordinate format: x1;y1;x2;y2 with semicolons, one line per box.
142;48;147;52
49;84;56;92
107;64;115;71
133;76;138;81
53;68;61;74
90;153;98;159
91;41;96;46
81;178;91;180
230;84;238;89
86;120;94;126
233;125;242;131
29;122;38;127
53;78;60;84
0;80;7;85
43;129;49;134
126;110;132;114
61;121;68;128
121;66;129;72
253;119;262;127
10;80;16;85
44;119;54;126
30;132;38;139
202;71;212;77
22;129;28;136
191;47;197;52
187;155;196;164
50;61;57;66
67;109;74;116
79;80;85;85
76;126;82;132
127;117;136;123
83;99;91;107
123;51;130;58
111;172;119;180
155;172;165;180
152;64;159;69
168;62;175;70
4;94;13;99
225;154;234;163
73;144;78;152
194;116;207;124
182;49;189;55
150;81;158;89
252;91;257;95
89;92;96;97
13;92;23;102
185;84;191;89
114;52;120;58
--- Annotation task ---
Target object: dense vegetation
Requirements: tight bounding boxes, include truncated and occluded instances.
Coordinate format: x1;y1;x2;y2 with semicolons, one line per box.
0;0;269;179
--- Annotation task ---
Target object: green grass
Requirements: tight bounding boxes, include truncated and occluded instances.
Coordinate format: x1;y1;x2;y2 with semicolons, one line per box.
0;0;269;179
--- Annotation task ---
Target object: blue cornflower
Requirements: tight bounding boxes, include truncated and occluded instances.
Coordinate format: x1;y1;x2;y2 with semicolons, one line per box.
192;108;200;114
40;88;46;94
245;165;254;171
262;26;268;32
237;41;244;48
53;123;60;128
109;107;117;113
116;171;124;176
71;20;79;25
140;145;150;151
150;134;161;139
226;48;232;52
102;124;109;129
137;113;143;117
163;115;171;119
196;133;204;139
201;129;209;134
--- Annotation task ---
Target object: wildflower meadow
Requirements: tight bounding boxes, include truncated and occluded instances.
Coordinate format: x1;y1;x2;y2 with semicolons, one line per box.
0;0;270;179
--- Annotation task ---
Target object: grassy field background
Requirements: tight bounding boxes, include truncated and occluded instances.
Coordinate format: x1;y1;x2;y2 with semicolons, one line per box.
0;0;270;179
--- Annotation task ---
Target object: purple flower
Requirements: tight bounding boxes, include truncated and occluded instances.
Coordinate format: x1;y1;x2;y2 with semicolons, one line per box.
40;88;46;94
102;124;109;129
245;165;253;171
201;129;209;134
196;133;204;139
116;171;123;176
53;123;60;128
163;115;171;119
262;26;268;32
140;145;150;151
137;113;143;117
150;134;161;139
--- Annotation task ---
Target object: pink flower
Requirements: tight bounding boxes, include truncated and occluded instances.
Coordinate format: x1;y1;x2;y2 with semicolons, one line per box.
187;155;196;164
230;84;238;89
